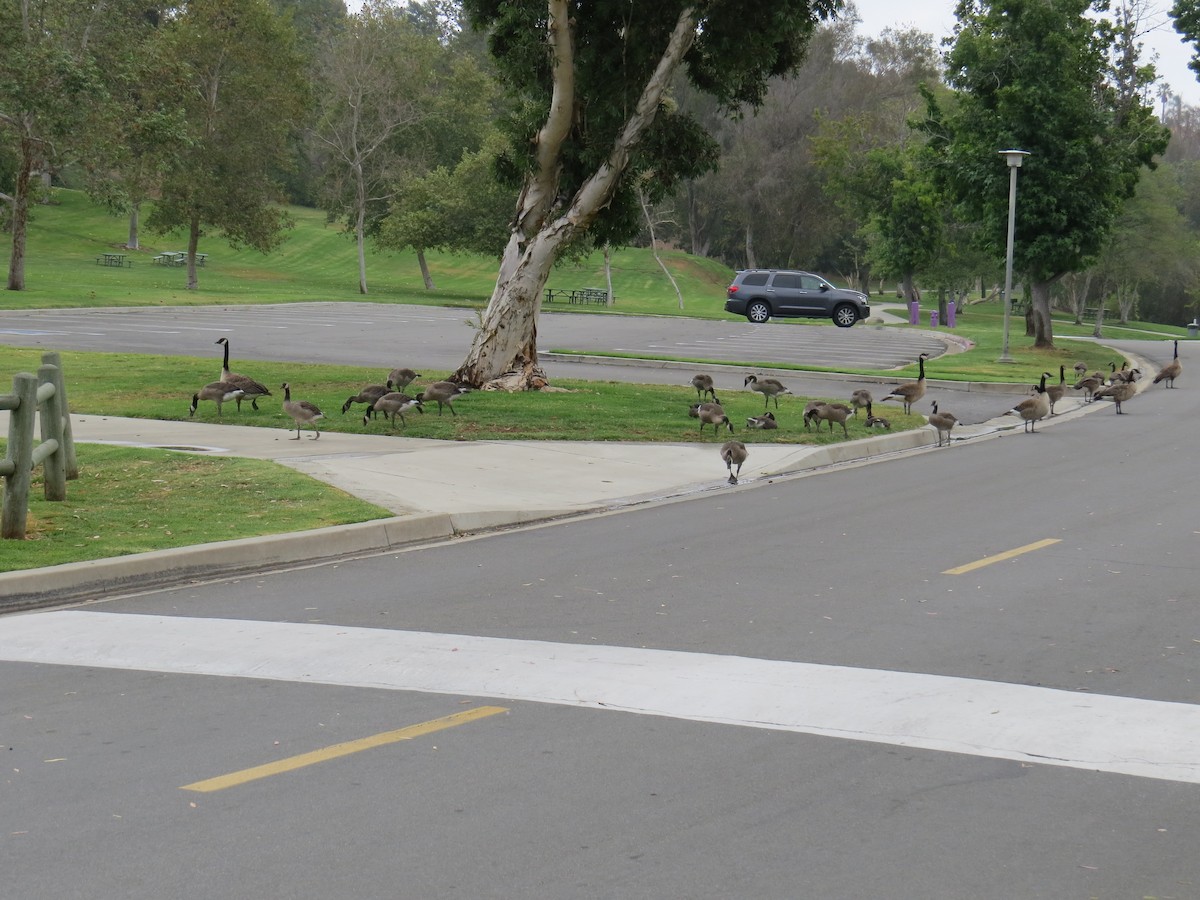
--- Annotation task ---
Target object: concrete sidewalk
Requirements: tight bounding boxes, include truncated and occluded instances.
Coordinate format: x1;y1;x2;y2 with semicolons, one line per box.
0;354;1151;611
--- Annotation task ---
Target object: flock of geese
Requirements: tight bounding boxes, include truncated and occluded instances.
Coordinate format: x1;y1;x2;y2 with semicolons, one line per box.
697;339;1183;484
188;338;470;439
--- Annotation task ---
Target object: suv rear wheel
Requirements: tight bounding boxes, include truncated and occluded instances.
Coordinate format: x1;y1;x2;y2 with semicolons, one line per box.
746;301;771;323
833;303;858;328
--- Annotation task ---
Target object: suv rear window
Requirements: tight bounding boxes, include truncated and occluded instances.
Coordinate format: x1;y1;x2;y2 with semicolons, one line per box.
740;272;769;286
770;273;800;289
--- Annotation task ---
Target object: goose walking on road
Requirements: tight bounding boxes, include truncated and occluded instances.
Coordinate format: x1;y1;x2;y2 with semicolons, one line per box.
928;401;958;447
1153;340;1182;388
720;440;748;484
281;383;324;440
1008;372;1052;432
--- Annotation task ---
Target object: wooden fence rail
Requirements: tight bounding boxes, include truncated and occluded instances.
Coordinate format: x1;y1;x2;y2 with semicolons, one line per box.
1;352;77;540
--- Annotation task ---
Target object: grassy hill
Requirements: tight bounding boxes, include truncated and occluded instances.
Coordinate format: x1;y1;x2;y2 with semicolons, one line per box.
3;189;737;316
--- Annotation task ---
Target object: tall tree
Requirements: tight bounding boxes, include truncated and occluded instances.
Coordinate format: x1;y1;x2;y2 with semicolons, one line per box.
451;0;838;389
147;0;309;289
932;0;1168;348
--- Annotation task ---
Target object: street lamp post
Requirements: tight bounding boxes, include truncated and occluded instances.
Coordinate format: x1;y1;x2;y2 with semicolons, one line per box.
998;149;1030;364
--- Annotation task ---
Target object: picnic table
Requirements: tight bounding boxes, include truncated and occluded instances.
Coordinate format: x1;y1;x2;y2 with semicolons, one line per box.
543;287;610;306
153;251;207;267
96;252;131;268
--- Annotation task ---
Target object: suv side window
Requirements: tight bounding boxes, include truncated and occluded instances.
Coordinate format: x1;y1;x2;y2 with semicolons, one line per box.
741;272;769;287
800;274;824;290
770;273;800;289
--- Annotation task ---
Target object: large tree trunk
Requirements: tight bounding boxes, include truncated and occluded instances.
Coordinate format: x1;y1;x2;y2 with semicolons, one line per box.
186;216;201;290
6;137;33;291
452;2;697;389
1031;280;1056;348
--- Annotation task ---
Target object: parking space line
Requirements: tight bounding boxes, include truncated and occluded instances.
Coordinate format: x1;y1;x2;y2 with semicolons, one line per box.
180;706;508;792
942;538;1062;575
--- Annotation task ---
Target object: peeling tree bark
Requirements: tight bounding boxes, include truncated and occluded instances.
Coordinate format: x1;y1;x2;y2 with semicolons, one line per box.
451;3;698;389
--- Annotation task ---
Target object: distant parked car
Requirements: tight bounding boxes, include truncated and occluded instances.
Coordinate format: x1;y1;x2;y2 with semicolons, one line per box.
725;269;870;327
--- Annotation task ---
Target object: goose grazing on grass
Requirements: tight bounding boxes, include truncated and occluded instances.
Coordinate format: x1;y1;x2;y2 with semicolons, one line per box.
744;374;791;409
1153;340;1182;388
746;411;778;429
881;352;928;414
849;388;873;417
417;380;470;416
1073;361;1088;378
281;382;324;440
189;381;244;418
691;373;718;402
342;383;390;417
1094;377;1138;413
1045;365;1067;415
864;401;891;430
694;401;733;434
720;440;748;484
365;392;423;429
813;402;851;437
802;401;825;431
928;401;958;447
215;337;271;411
387;367;421;391
1007;372;1052;432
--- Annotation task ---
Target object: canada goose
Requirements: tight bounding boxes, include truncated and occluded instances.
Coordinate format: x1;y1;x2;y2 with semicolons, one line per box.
881;352;928;413
802;400;825;431
864;402;891;430
1073;373;1103;402
1045;365;1067;415
746;411;778;429
849;388;873;417
281;382;324;440
365;392;423;429
928;401;958;447
1073;361;1088;378
416;380;470;416
1108;361;1133;384
720;440;748;484
1094;378;1138;413
813;402;851;437
1153;340;1182;388
342;383;391;417
1007;372;1051;432
189;381;244;417
215;337;272;411
387;367;421;391
744;374;791;409
691;373;719;402
694;401;733;434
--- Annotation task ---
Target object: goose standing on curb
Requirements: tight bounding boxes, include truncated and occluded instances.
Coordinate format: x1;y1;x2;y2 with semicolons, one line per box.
694;401;733;434
746;411;778;429
1153;340;1182;388
881;352;928;414
215;337;272;411
342;383;391;418
744;375;791;409
417;381;470;416
366;392;423;429
281;383;324;440
1094;377;1138;413
720;440;748;484
1073;372;1102;402
928;401;958;447
691;373;719;403
1007;372;1051;432
189;381;245;417
1045;365;1067;415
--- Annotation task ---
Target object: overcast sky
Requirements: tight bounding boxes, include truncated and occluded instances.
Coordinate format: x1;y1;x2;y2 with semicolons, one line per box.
849;0;1200;108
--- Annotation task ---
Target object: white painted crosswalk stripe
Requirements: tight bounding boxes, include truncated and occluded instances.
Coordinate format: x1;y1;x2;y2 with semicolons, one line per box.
3;610;1198;784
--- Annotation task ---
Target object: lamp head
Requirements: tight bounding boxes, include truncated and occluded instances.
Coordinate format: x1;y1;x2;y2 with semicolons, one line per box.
1000;149;1030;168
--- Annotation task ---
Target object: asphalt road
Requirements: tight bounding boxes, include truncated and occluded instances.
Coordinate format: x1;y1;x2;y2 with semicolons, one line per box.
2;349;1197;898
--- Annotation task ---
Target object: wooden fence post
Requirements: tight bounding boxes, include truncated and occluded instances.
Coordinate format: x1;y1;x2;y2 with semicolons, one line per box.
37;364;66;501
40;351;77;479
1;373;37;539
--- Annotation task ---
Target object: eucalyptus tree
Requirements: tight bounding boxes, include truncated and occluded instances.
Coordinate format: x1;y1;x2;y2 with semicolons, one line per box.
147;0;309;289
450;0;839;389
931;0;1168;348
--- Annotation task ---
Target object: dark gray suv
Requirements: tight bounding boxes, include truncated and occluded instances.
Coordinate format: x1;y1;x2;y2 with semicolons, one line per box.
724;269;870;327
